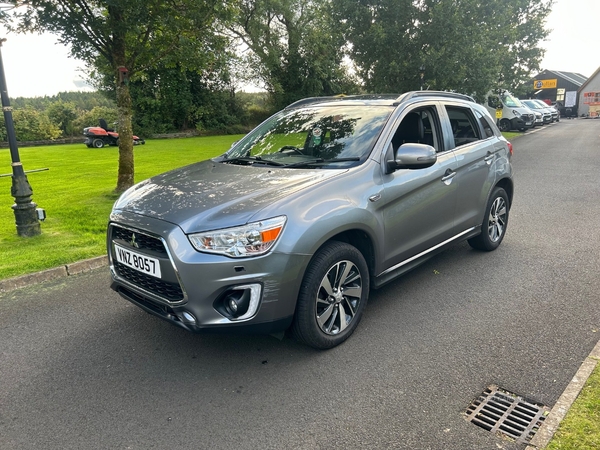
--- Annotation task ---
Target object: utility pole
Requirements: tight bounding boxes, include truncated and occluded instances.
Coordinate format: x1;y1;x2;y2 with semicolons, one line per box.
0;38;42;236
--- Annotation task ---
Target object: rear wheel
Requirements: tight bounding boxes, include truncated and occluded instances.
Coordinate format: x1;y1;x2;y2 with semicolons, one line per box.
92;139;104;148
291;241;369;349
468;187;509;251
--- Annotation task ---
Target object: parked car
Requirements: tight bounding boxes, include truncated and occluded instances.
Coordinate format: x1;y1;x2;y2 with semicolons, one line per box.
107;91;514;349
532;99;559;122
521;99;552;125
528;109;544;128
484;90;534;132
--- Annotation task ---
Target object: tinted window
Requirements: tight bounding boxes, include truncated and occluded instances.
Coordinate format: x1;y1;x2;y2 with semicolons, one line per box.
445;106;481;147
474;109;495;138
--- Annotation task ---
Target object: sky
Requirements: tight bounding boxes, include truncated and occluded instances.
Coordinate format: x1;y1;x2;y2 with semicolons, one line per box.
0;0;598;98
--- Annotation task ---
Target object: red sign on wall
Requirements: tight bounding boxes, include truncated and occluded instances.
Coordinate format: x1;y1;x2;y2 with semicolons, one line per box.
583;92;600;105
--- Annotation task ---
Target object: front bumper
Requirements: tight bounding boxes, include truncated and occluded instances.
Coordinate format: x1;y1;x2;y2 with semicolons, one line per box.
107;213;308;334
510;116;533;130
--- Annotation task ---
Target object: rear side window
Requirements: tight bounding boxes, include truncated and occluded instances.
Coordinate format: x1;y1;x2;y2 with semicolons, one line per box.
445;106;481;147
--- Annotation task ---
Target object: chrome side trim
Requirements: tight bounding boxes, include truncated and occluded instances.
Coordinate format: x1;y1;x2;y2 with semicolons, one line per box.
378;227;476;277
108;223;188;306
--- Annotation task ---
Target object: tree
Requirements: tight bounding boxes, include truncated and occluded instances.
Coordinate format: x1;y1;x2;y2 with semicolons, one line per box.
46;100;77;136
2;0;231;192
0;107;61;141
231;0;358;110
332;0;553;100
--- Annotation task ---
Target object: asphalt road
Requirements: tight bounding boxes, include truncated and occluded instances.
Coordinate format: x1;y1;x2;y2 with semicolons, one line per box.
2;118;599;450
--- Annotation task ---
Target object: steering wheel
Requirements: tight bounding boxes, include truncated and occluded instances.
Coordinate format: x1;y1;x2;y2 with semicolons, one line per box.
278;145;304;155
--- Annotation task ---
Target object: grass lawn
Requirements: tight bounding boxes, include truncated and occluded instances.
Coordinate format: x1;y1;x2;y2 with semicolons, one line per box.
546;363;600;449
0;135;240;280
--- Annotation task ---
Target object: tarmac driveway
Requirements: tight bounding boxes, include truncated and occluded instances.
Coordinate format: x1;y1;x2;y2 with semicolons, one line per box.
1;119;599;450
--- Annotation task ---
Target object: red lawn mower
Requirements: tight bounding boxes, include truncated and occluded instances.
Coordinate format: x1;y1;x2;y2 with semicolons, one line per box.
83;118;145;148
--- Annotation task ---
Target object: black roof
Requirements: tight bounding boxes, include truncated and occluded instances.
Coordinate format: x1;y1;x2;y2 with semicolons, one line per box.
536;70;588;86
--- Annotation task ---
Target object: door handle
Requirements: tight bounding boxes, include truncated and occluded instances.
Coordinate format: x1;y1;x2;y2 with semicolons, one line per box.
441;169;456;182
484;151;495;163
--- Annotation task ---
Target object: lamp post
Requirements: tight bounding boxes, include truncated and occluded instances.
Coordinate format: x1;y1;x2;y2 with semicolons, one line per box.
419;65;425;91
0;38;42;236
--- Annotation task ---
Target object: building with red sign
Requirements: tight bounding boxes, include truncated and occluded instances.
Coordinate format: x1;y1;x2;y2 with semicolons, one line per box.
578;66;600;117
529;69;588;117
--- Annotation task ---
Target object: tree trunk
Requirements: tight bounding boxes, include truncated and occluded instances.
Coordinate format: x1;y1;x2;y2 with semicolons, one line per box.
115;79;134;193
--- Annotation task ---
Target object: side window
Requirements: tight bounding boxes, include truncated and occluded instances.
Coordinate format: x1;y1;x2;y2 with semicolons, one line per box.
445;106;481;148
488;95;501;109
475;110;495;138
391;107;442;152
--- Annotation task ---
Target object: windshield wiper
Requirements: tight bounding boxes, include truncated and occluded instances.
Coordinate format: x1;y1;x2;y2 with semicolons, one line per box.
222;156;286;167
283;157;361;168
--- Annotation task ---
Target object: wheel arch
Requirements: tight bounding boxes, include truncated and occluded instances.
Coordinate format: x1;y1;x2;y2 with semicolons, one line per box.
495;176;514;209
310;229;376;283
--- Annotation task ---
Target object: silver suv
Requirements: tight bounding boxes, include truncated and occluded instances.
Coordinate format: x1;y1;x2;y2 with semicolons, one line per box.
108;92;513;349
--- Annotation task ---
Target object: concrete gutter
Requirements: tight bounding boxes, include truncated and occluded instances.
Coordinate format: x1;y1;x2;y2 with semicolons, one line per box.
526;339;600;449
0;255;107;294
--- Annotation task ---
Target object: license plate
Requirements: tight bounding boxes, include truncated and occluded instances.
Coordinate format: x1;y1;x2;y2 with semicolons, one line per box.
525;122;532;125
114;243;161;278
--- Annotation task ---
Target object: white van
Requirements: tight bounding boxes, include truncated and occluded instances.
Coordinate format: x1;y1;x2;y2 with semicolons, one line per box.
484;90;535;132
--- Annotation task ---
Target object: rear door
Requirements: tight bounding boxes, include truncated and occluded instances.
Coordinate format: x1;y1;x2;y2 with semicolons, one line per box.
441;103;499;232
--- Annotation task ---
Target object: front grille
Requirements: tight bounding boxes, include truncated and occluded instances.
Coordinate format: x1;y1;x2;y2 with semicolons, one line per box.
111;226;167;255
110;225;184;303
114;261;184;301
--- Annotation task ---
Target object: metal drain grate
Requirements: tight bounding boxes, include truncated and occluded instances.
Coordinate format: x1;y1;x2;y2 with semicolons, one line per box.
465;385;550;445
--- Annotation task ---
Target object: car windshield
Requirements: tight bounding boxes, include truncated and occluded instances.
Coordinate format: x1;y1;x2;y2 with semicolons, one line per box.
534;100;550;108
522;100;540;109
221;105;393;168
500;93;524;108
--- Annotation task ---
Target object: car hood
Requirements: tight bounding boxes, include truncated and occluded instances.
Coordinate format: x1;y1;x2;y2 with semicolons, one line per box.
113;159;344;233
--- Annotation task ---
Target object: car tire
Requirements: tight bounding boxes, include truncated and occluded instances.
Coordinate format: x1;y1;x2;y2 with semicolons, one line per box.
291;241;369;349
498;119;511;132
92;139;104;148
468;187;509;251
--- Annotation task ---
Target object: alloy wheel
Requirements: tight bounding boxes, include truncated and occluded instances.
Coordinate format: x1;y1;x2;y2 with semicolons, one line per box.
315;260;363;335
488;196;507;243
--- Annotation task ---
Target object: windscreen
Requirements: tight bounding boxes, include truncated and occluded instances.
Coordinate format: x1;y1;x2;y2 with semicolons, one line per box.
501;93;524;108
223;105;393;167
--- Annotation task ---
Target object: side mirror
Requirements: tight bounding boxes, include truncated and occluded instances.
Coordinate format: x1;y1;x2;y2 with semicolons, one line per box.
385;143;437;173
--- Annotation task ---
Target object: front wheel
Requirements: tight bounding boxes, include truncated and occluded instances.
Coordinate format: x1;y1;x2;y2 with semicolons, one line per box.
498;119;511;132
468;187;509;251
291;241;369;349
92;138;104;148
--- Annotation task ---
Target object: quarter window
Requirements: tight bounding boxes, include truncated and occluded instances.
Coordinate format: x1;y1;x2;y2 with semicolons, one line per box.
474;109;495;138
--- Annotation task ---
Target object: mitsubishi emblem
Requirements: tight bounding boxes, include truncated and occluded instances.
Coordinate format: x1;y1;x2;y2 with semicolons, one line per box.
130;233;140;248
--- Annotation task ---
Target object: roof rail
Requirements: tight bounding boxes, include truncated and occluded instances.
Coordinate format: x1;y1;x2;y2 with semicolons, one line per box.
284;94;401;109
397;90;475;104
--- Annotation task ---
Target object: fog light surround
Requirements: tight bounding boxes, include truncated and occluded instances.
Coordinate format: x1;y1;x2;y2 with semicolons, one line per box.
181;311;196;323
215;284;262;322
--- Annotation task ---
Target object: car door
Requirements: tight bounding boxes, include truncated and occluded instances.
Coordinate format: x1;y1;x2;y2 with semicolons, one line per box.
441;103;499;232
379;103;459;270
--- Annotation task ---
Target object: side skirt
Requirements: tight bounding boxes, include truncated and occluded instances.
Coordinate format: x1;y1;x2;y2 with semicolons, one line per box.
372;226;480;289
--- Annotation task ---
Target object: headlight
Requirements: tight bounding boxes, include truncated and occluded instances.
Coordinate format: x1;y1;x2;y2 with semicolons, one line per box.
512;110;521;117
188;216;287;258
